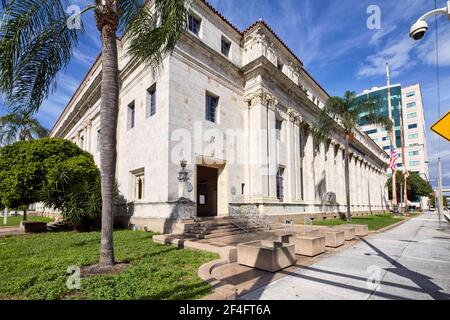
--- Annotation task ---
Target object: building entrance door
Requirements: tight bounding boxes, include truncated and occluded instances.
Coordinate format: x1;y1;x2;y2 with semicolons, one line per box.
196;166;218;218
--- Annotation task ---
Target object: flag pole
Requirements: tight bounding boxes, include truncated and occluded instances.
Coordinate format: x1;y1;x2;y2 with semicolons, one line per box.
398;104;409;214
386;63;398;214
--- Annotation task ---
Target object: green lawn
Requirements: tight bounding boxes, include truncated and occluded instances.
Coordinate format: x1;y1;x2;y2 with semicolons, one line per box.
313;214;404;231
0;230;218;300
0;215;54;228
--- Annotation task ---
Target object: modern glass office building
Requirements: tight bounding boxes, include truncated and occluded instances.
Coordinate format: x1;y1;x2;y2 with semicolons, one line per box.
355;84;429;180
355;84;403;148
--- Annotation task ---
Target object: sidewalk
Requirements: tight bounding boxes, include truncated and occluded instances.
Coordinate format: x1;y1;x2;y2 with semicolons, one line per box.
0;227;24;237
241;212;450;300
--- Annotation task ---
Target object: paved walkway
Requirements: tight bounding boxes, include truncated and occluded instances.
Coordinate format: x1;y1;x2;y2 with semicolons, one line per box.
241;212;450;300
0;227;24;237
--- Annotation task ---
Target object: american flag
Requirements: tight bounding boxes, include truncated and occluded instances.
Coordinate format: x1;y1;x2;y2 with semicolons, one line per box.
389;146;398;171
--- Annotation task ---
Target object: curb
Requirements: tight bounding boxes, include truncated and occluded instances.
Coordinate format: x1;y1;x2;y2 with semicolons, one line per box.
369;217;410;234
198;259;239;300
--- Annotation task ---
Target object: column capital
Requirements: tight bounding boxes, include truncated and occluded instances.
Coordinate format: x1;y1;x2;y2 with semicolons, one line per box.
245;89;278;109
287;107;303;125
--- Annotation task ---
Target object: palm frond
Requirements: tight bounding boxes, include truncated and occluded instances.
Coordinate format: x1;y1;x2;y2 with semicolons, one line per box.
117;0;146;32
0;112;48;144
125;0;189;75
0;0;80;113
355;96;393;133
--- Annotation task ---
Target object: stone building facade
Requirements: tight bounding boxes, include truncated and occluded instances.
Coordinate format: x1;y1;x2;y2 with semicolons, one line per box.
50;0;390;232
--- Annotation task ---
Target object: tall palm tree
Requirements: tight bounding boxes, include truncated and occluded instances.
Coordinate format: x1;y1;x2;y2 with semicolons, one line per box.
0;0;189;267
0;112;48;145
313;91;391;222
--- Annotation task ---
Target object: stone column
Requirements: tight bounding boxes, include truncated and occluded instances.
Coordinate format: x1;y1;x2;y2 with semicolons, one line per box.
245;89;278;201
286;109;303;202
303;127;316;203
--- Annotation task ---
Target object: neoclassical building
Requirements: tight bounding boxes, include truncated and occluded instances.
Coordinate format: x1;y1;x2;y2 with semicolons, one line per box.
50;0;390;232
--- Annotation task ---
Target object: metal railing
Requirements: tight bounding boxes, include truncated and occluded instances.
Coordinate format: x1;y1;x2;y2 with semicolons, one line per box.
229;205;271;232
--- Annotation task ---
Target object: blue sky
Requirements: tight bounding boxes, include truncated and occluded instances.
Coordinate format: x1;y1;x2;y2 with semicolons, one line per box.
1;0;449;189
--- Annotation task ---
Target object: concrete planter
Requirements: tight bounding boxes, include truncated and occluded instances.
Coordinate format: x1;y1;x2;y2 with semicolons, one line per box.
333;225;356;240
343;224;369;236
310;229;345;248
237;241;296;273
290;235;326;257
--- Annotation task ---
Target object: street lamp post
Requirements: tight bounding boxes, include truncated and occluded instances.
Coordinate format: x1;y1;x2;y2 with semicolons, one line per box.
410;2;449;228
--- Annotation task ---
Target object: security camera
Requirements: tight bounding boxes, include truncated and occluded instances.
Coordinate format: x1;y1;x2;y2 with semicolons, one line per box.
410;20;429;41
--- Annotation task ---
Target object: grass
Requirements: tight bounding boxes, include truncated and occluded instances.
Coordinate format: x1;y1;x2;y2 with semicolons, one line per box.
0;215;54;228
0;230;218;300
313;213;404;231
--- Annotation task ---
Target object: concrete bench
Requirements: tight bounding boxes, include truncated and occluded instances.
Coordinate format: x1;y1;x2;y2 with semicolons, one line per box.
290;235;326;257
343;224;369;236
237;240;296;273
20;221;47;233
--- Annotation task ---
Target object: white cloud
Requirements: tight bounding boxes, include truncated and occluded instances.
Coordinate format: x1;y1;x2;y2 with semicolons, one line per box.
415;21;450;67
357;36;417;78
369;25;397;46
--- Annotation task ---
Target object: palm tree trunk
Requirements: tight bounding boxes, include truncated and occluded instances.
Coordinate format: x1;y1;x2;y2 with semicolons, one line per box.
344;134;351;222
97;3;120;267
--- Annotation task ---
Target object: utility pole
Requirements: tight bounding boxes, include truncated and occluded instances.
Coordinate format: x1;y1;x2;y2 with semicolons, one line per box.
438;157;443;230
386;63;398;214
3;208;7;225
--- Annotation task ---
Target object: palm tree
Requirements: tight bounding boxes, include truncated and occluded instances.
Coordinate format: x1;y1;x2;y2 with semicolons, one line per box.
313;91;391;222
0;112;48;145
0;0;189;267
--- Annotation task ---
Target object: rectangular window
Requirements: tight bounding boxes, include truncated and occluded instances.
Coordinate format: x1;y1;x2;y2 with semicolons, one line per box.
205;93;218;123
365;129;378;135
408;133;419;139
406;91;415;97
409;150;420;157
146;85;156;118
188;14;201;35
382;136;388;141
276;119;283;140
128;101;135;129
383;146;390;151
131;169;145;201
410;161;420;167
408;123;418;129
407;102;416;108
407;112;417;119
221;37;231;57
276;167;285;201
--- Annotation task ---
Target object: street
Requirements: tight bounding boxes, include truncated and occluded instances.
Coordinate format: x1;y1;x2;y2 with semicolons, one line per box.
241;212;450;300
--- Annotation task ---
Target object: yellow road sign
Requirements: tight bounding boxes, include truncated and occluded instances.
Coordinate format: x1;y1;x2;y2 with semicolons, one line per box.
431;111;450;142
